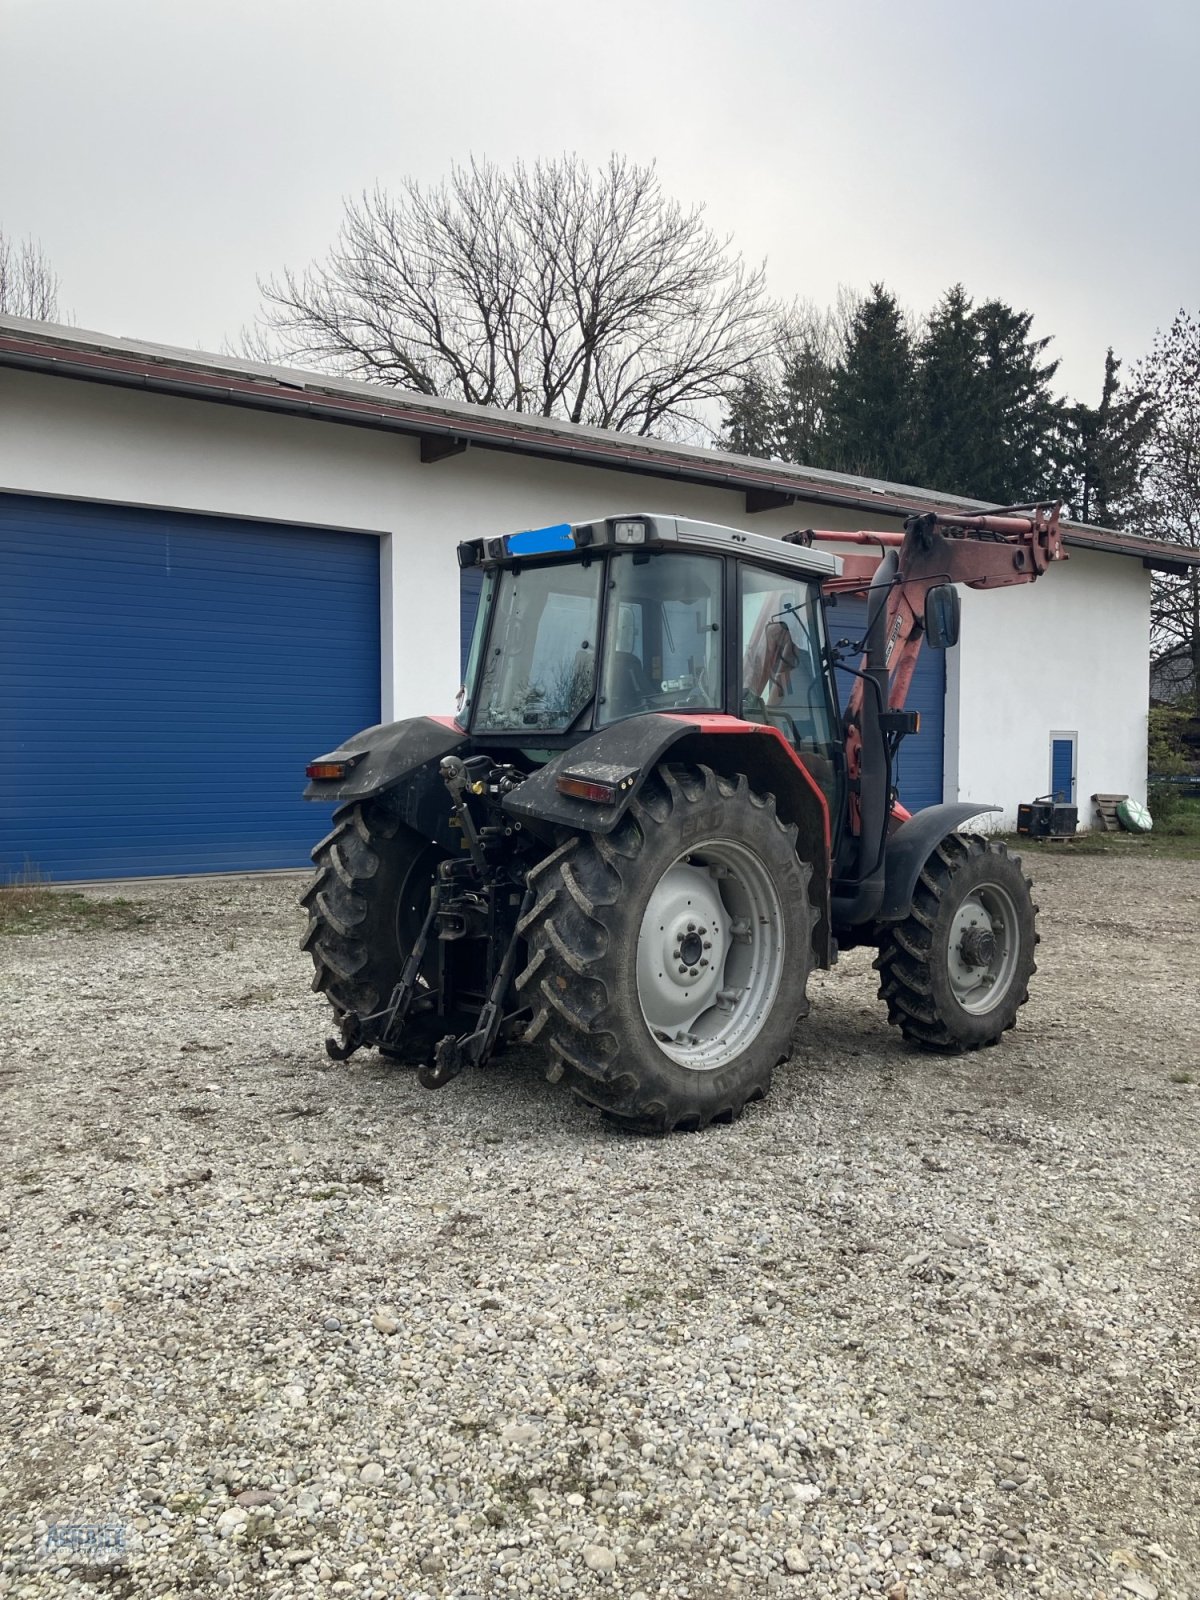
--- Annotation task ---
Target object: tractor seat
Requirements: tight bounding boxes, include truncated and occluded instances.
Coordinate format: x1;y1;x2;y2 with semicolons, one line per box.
606;651;654;719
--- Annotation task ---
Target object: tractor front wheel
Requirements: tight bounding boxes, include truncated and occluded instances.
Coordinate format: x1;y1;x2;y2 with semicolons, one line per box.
874;834;1038;1052
516;764;817;1132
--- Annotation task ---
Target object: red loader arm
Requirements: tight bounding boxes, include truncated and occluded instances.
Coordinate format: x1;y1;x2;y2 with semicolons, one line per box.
796;503;1066;833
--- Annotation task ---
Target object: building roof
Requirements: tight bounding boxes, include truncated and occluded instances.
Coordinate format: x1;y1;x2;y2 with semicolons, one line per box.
2;315;1196;576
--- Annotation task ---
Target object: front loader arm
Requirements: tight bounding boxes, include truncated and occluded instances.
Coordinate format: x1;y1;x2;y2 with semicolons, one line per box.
802;502;1065;804
793;504;1065;920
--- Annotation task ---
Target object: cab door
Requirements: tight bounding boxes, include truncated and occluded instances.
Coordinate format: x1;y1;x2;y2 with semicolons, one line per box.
738;562;846;839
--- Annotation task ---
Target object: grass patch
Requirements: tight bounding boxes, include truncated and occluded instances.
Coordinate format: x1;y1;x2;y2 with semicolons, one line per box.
1169;1071;1195;1086
1005;802;1200;862
0;881;154;936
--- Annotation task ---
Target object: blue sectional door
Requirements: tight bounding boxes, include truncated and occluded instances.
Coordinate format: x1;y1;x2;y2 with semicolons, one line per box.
828;594;946;812
0;495;380;880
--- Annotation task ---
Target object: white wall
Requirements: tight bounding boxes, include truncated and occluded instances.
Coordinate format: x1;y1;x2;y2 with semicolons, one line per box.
946;547;1150;825
0;368;891;723
1;367;1150;825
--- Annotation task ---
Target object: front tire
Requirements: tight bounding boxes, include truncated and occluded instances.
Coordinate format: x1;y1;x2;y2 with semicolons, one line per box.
516;764;817;1132
874;834;1039;1052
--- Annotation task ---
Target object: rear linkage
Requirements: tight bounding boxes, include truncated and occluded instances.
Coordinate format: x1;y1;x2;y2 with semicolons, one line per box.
325;754;533;1087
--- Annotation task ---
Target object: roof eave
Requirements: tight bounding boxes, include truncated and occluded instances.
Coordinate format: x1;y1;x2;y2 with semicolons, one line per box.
1;318;1197;576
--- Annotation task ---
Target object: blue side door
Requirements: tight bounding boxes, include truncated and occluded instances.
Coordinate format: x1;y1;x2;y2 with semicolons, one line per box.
1050;737;1076;803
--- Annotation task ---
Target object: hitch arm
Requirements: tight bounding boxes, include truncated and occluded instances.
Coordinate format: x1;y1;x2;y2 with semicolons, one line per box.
419;885;536;1090
324;880;442;1063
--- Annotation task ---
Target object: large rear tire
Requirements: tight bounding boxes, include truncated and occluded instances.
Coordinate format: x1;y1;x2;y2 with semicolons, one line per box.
516;764;817;1132
301;800;447;1063
874;833;1039;1052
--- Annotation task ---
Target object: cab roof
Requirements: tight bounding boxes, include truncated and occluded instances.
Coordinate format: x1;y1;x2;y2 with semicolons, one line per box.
459;513;842;578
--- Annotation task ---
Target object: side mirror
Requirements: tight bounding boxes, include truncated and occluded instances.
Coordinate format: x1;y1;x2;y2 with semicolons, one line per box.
924;584;960;650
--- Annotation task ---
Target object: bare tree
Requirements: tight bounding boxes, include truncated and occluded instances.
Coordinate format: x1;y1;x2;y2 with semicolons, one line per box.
253;156;775;438
0;231;62;320
1133;311;1200;709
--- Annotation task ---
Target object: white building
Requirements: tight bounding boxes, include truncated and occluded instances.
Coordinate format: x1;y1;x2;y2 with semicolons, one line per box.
1;315;1192;880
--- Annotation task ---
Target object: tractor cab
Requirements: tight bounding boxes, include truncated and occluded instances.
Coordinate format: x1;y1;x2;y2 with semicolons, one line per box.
456;514;846;820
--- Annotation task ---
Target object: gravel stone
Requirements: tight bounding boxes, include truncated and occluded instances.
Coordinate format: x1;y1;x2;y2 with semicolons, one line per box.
1;858;1197;1598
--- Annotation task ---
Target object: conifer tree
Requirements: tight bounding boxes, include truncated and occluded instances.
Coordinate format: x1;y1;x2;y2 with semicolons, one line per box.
825;285;917;482
913;285;985;494
971;300;1062;503
777;313;837;468
720;366;781;458
1065;349;1155;527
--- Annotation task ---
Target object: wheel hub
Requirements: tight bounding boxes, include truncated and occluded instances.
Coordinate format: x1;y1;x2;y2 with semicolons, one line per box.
958;925;996;968
635;840;786;1072
946;882;1020;1014
638;865;728;1027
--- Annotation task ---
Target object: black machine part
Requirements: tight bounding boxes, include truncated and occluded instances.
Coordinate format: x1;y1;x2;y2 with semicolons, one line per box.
1017;796;1078;837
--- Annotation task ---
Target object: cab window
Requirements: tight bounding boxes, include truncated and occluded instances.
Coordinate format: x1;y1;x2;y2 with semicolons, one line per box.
740;563;839;808
597;552;723;725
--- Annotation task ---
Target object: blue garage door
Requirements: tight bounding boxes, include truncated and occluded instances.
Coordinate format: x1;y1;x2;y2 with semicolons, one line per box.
1;495;380;880
828;594;945;812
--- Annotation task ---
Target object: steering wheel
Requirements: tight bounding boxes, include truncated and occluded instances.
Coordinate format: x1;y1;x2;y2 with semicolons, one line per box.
678;662;713;708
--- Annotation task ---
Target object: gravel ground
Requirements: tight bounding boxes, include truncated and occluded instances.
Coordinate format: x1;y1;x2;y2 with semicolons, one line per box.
1;854;1198;1600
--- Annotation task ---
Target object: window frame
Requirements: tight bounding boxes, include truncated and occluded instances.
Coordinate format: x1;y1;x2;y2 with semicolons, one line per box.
467;555;604;736
594;549;726;728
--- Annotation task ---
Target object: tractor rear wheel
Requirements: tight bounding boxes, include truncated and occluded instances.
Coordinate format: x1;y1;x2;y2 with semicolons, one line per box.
874;834;1038;1052
516;764;817;1132
301;800;447;1063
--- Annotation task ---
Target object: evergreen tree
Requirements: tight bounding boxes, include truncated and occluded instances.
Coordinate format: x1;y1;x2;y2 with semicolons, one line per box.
913;285;985;495
771;302;839;468
825;285;918;482
1064;349;1156;527
720;366;781;458
971;300;1063;503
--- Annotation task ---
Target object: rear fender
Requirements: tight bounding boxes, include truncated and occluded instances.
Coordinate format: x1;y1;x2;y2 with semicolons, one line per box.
502;713;833;966
303;716;468;802
877;802;1001;922
304;716;468;847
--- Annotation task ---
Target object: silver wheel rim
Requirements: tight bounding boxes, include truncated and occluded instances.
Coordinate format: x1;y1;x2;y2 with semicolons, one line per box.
946;881;1020;1014
636;838;787;1071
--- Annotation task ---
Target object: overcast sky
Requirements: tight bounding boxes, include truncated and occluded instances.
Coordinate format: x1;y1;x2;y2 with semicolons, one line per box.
3;0;1196;402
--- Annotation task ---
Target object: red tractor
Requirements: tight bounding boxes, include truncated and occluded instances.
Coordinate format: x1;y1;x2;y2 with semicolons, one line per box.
302;505;1064;1131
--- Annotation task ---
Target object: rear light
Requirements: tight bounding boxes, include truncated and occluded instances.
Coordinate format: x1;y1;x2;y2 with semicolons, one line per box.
557;775;618;804
555;763;639;805
306;761;349;781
